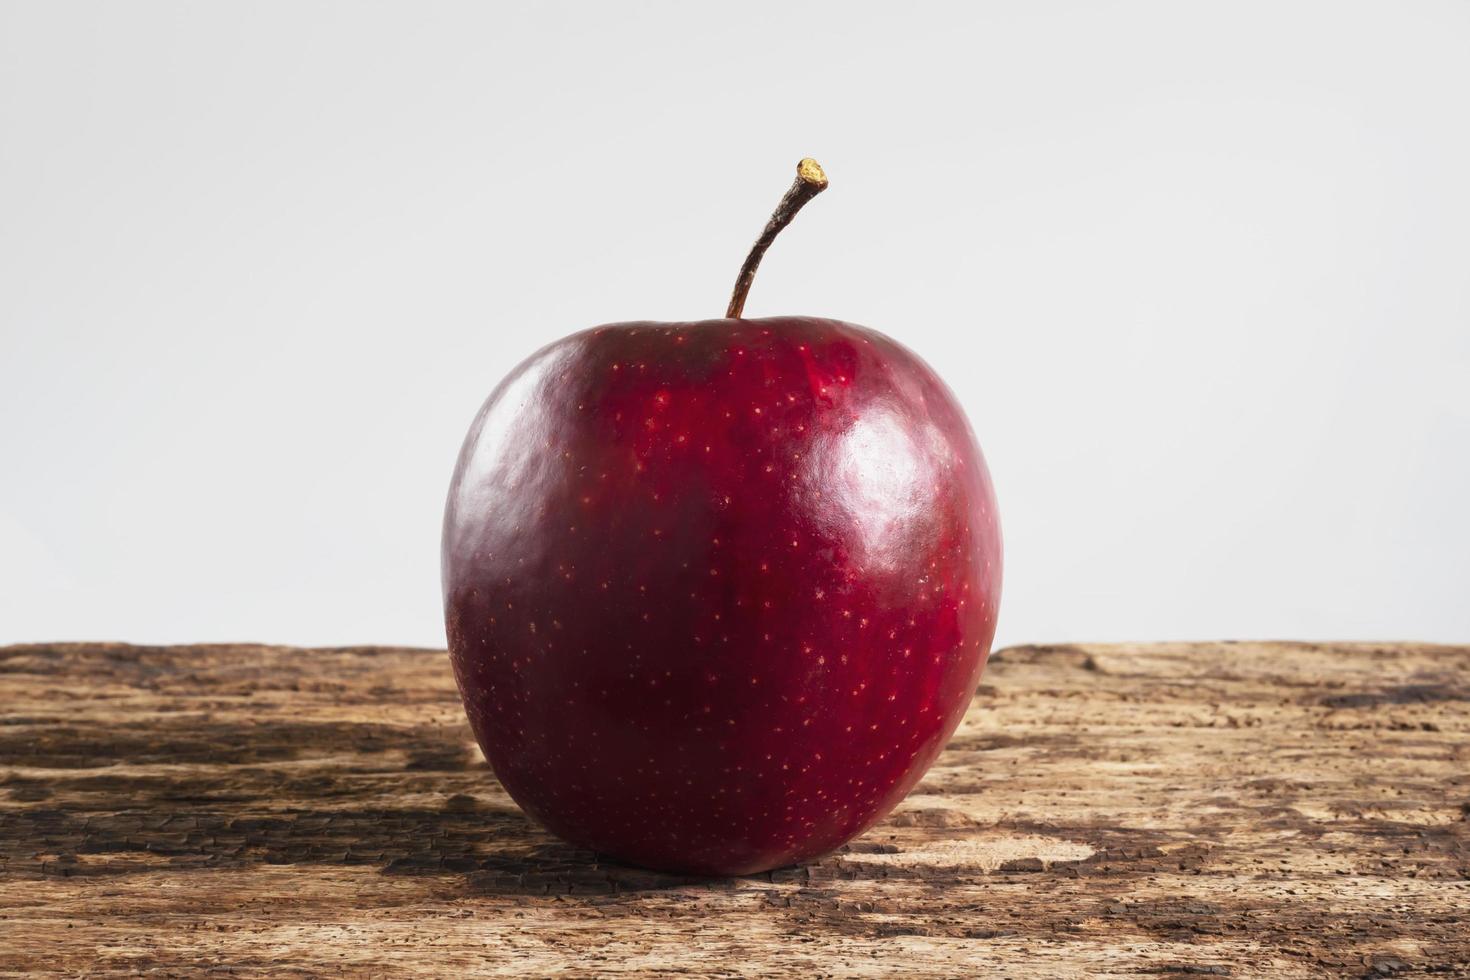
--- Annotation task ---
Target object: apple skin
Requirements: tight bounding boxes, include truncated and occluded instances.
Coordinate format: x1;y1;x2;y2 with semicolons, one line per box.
443;316;1000;875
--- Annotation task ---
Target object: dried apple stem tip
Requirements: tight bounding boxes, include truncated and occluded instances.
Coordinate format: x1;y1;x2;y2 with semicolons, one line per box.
725;158;829;319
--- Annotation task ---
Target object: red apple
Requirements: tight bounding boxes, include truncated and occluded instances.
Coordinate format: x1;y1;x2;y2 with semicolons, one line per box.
442;161;1001;875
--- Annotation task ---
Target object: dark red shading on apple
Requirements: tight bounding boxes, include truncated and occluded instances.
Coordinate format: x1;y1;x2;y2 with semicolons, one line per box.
442;162;1001;875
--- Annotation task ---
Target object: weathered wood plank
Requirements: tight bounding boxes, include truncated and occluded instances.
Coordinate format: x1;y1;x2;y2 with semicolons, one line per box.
1;641;1466;977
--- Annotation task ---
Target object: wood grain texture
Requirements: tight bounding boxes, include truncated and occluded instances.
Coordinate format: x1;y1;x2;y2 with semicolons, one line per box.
1;641;1466;978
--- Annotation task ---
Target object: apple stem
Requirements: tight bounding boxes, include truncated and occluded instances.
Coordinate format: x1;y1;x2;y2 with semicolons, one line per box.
725;158;829;319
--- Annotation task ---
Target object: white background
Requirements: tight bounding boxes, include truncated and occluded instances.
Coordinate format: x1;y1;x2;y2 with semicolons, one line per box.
2;1;1467;649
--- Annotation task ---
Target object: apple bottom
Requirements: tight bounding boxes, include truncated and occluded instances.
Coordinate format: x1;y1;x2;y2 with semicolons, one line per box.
449;603;993;876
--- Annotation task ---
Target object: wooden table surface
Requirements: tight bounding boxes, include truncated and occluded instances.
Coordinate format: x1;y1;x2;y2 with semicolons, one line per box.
1;641;1466;977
